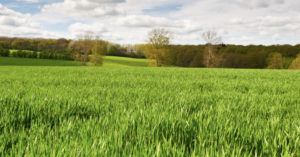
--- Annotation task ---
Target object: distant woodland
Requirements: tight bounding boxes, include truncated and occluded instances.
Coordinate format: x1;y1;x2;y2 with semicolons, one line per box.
0;36;299;69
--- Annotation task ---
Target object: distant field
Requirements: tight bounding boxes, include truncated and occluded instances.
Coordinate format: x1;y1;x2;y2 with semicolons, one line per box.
0;56;153;67
9;49;37;53
0;67;299;156
0;57;77;66
9;49;39;56
4;50;172;67
103;56;150;67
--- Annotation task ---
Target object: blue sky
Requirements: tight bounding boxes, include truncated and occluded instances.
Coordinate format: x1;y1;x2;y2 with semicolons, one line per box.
0;0;300;45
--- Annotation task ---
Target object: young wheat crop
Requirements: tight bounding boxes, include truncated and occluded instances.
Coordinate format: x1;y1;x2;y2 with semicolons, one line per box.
0;67;299;156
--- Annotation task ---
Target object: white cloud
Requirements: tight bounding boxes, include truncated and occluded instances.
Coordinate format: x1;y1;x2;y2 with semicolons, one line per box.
175;34;200;41
227;18;253;24
219;29;228;34
278;24;300;32
41;0;126;19
102;32;124;40
30;12;71;25
259;31;272;36
2;0;300;45
272;34;281;40
230;36;254;41
113;15;183;27
0;4;62;38
0;24;62;38
0;4;30;17
258;16;293;26
17;0;40;2
170;20;203;34
68;22;123;40
0;16;40;28
290;3;300;12
0;4;39;28
224;0;284;9
68;22;108;35
227;15;300;36
87;0;125;3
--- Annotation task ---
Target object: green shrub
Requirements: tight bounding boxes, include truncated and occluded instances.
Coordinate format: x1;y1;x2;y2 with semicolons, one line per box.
39;51;43;59
65;52;72;60
282;57;294;69
53;51;58;59
32;51;38;58
44;50;49;59
12;51;17;57
49;52;54;59
0;50;4;57
0;46;6;57
16;50;23;58
39;50;50;59
0;47;3;57
3;49;10;57
26;51;32;58
57;53;63;60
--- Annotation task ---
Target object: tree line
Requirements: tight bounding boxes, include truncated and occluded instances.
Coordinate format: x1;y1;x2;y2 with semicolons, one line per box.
0;31;300;69
0;36;146;59
0;49;73;61
168;43;300;69
139;29;300;69
0;37;70;51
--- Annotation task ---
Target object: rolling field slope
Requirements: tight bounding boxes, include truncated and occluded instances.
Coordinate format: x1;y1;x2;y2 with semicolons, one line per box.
0;56;151;67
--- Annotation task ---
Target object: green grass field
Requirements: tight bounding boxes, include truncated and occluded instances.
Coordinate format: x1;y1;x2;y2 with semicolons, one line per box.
0;56;152;67
4;49;169;67
0;57;77;66
0;66;299;156
102;56;150;67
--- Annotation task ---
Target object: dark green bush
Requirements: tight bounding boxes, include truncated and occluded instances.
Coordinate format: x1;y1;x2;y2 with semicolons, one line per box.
12;51;17;57
0;47;3;57
49;52;54;59
39;50;50;59
57;53;63;60
39;51;43;59
53;51;58;59
0;46;4;57
16;50;23;58
44;51;49;59
65;52;72;60
0;46;7;57
3;49;10;57
32;51;38;58
26;51;32;58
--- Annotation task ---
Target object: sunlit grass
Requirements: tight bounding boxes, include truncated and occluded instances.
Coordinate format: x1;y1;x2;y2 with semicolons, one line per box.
0;67;299;156
103;56;150;67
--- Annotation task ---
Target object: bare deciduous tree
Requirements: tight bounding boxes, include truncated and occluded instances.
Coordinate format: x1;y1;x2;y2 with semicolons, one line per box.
71;32;107;66
144;28;174;67
72;32;94;66
201;30;222;68
88;36;107;66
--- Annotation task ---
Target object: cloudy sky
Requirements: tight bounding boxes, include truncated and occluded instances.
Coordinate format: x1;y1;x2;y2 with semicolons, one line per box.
0;0;299;45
